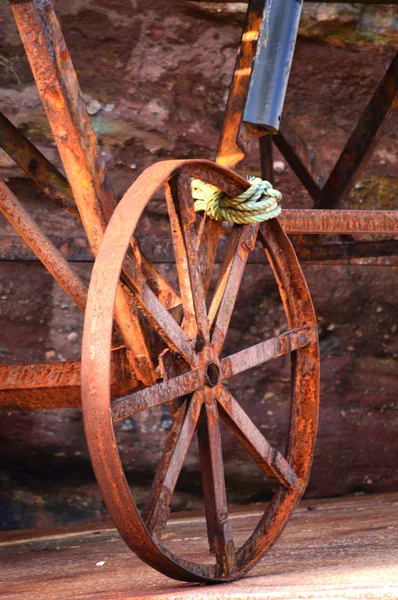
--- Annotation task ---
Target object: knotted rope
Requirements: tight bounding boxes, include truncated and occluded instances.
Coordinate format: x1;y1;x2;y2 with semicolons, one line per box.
191;176;282;224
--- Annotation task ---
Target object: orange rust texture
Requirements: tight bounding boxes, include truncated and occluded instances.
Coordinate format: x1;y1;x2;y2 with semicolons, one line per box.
0;348;137;410
216;0;264;168
81;159;319;581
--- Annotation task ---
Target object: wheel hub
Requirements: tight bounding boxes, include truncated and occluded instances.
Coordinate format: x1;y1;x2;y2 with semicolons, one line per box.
204;360;221;387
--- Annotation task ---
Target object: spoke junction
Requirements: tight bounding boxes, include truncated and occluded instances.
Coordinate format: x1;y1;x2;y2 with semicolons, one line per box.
111;325;315;423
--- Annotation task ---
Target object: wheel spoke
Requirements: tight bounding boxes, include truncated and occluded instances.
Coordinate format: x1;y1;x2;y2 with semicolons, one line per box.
129;237;181;312
111;367;203;422
115;286;157;386
221;326;316;379
210;224;258;354
165;172;209;345
164;175;195;332
197;398;236;576
134;282;198;367
218;387;297;489
197;218;223;297
207;226;242;323
142;395;203;537
0;111;77;215
119;251;196;366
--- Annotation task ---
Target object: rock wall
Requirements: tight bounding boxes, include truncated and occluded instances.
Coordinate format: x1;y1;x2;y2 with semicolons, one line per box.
0;1;397;530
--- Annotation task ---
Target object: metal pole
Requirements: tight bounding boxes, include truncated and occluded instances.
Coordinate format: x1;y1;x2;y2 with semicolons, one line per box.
243;0;303;133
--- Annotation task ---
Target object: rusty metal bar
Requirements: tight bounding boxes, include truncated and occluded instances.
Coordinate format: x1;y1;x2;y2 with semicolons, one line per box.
0;181;87;311
197;400;236;576
111;368;203;423
165;173;210;344
9;0;114;248
142;397;203;537
210;224;258;354
272;132;320;203
272;124;324;203
218;387;297;489
317;52;398;209
259;135;274;185
8;0;178;306
216;0;265;168
0;111;77;215
9;0;180;385
221;326;315;379
279;209;398;235
0;361;82;410
0;348;138;411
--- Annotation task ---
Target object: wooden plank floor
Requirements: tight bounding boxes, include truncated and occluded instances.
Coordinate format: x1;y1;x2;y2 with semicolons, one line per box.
0;492;397;599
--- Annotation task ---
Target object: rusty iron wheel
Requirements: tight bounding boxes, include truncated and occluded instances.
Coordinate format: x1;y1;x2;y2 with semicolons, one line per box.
81;159;320;583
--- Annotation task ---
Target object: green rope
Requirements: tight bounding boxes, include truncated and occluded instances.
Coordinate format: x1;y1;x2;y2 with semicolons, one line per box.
191;176;282;224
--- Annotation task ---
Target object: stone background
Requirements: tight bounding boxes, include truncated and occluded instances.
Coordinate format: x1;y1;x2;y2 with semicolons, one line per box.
0;1;397;530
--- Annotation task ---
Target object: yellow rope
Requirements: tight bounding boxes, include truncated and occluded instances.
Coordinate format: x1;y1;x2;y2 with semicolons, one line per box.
191;176;282;224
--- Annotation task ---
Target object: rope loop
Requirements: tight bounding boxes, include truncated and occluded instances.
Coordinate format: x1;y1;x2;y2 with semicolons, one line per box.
191;176;282;224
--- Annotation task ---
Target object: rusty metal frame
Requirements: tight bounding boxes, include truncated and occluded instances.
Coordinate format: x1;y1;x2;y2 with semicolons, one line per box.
0;0;396;584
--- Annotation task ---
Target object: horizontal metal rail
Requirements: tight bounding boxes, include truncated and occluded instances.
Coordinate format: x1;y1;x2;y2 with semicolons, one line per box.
280;209;398;235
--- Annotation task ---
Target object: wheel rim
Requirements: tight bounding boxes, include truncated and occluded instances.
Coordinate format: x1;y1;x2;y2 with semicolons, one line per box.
81;158;320;583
